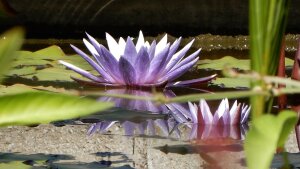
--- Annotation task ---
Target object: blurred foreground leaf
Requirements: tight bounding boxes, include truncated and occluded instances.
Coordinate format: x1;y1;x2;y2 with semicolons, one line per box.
0;28;24;82
244;111;297;169
0;92;113;127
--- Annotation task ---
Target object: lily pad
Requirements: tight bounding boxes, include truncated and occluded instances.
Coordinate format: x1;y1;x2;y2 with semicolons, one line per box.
197;56;294;70
0;84;78;95
210;78;250;88
5;45;95;86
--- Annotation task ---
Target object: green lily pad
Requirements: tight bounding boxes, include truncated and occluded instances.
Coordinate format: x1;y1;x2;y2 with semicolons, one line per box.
5;45;96;86
210;78;250;88
0;84;78;95
198;56;294;70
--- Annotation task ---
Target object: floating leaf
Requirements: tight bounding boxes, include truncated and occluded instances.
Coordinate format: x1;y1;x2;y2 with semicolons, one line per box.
6;46;95;85
0;84;78;95
0;28;24;82
0;92;113;127
244;111;298;169
210;78;250;88
33;45;65;59
197;56;294;70
0;161;31;169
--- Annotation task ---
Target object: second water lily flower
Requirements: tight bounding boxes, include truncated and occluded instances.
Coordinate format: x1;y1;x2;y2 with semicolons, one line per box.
168;99;250;125
59;31;215;87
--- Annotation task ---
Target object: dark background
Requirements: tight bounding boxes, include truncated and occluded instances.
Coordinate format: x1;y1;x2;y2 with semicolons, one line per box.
1;0;299;38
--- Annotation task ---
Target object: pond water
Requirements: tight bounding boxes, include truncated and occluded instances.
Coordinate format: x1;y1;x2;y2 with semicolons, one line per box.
1;34;300;169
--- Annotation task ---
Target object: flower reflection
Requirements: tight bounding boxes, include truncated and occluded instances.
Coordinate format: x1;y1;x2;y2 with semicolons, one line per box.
88;89;180;137
87;89;249;141
59;31;216;87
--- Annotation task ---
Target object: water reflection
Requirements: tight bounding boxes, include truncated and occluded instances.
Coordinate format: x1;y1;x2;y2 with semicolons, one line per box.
88;88;180;137
87;88;248;139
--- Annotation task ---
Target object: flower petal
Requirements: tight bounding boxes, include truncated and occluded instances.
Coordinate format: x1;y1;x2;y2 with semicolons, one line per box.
123;37;138;65
148;40;157;60
155;34;167;56
59;60;104;83
165;37;182;63
83;38;99;57
165;39;195;71
122;121;135;136
146;43;170;82
241;104;251;123
212;99;227;124
134;46;150;84
105;33;122;60
166;104;189;123
70;44;115;82
231;103;242;125
119;56;136;85
188;102;198;123
136;31;145;53
228;100;238;124
98;45;124;83
199;99;213;124
168;49;201;73
160;57;199;82
166;74;217;87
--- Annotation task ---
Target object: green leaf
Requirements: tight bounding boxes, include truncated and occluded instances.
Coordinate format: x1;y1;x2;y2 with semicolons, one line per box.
0;92;113;127
0;28;24;82
244;111;298;169
0;161;31;169
6;46;95;85
0;84;78;95
197;56;294;71
210;77;250;88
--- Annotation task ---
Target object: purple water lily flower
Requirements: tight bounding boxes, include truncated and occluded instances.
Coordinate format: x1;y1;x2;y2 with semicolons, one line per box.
188;123;249;140
168;98;250;125
59;31;216;87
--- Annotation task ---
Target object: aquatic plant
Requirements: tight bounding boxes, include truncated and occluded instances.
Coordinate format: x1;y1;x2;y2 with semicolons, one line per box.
59;31;215;87
189;123;248;140
168;99;250;125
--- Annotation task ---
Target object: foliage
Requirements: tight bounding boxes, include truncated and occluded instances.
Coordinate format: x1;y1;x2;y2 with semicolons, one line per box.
244;111;297;169
249;0;290;118
0;29;113;127
0;28;24;82
7;45;93;84
0;92;113;127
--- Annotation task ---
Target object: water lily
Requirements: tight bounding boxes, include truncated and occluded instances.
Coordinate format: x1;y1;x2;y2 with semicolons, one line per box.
168;99;250;125
189;123;248;140
59;31;216;87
